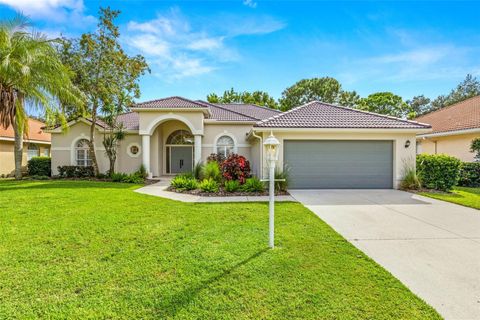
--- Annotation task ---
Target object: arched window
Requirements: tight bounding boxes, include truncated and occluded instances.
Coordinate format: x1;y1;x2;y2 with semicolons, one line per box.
27;144;39;161
75;139;92;166
166;130;194;145
216;135;235;157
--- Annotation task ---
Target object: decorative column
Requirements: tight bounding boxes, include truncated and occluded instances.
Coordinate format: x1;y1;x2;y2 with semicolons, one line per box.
194;134;202;165
142;134;152;178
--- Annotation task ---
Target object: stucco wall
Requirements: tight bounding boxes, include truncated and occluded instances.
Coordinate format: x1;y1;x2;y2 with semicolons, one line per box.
416;133;479;162
258;131;417;189
138;110;204;135
202;123;253;162
0;140;50;176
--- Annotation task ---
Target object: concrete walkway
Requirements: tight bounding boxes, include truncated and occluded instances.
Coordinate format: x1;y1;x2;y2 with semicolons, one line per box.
289;189;480;320
135;180;296;203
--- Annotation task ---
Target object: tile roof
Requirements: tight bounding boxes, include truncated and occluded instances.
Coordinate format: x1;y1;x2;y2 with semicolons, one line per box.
0;118;51;142
414;95;480;134
117;112;139;130
255;101;431;129
204;103;258;122
214;103;281;121
133;96;209;109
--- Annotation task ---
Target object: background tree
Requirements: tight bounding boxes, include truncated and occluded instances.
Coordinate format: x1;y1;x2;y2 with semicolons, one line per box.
407;95;431;117
207;88;278;109
59;7;148;176
338;90;361;108
357;92;413;118
430;74;480;111
279;77;358;111
0;16;82;179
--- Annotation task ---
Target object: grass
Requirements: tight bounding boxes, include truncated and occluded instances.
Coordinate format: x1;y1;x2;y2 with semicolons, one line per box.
420;186;480;210
0;180;441;319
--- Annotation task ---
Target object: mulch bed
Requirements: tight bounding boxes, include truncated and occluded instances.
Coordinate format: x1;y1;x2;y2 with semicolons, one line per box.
167;186;289;197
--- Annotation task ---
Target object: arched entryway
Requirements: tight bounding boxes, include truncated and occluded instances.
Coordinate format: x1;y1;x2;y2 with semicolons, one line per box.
165;129;194;174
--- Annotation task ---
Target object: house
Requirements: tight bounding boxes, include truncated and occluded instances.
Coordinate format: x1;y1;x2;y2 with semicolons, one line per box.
47;96;431;189
0;118;51;176
414;95;480;162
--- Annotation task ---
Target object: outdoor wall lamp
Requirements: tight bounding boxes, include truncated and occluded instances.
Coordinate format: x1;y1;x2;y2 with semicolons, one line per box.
263;132;280;248
405;140;411;148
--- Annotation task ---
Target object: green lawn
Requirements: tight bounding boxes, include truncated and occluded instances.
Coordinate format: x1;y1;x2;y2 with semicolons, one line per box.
420;186;480;210
0;180;440;319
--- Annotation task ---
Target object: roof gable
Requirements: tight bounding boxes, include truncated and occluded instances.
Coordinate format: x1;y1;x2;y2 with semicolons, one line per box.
255;101;431;129
0;118;51;142
133;96;209;109
414;95;480;134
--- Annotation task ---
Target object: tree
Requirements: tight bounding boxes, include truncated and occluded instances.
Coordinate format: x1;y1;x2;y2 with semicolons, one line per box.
0;16;82;179
357;92;412;118
470;138;480;161
279;77;358;111
207;88;278;109
407;95;431;117
59;7;149;176
339;90;361;108
430;74;480;111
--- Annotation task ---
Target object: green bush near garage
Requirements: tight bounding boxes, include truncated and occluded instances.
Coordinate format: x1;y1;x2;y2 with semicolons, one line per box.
416;154;461;191
27;157;51;177
458;162;480;187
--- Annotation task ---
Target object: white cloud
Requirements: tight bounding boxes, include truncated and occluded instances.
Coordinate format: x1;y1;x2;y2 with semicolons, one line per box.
0;0;95;26
124;8;284;80
243;0;257;8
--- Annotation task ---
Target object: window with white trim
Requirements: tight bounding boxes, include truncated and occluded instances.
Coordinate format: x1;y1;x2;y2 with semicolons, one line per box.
27;144;39;161
216;135;235;157
75;139;92;166
43;148;50;157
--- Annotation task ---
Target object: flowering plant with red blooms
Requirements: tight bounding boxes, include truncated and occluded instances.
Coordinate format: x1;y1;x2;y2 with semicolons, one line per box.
221;154;251;184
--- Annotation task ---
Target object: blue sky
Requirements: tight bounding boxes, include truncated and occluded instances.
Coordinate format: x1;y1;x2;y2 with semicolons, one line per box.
1;0;480;104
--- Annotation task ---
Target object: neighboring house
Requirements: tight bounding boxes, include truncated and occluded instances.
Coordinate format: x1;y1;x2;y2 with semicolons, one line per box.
415;95;480;162
47;96;430;189
0;118;51;176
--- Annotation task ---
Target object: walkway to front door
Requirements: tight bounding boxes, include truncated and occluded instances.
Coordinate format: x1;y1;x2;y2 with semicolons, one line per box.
289;189;480;320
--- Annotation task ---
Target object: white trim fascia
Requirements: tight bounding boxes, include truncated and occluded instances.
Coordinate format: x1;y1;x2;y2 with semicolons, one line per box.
203;120;257;124
0;137;51;144
203;143;250;148
252;127;432;134
416;127;480;139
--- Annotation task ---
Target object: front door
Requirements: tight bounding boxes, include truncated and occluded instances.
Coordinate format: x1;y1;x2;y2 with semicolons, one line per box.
170;146;193;173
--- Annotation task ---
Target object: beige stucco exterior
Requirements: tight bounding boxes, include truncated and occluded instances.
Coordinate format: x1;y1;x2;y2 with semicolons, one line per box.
253;130;417;189
416;132;480;162
0;139;50;176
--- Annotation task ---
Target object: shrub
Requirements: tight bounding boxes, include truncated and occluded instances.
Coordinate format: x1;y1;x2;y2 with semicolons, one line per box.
207;153;226;165
57;165;95;178
224;180;240;192
458;162;480;187
137;164;148;179
30;175;49;180
416;154;461;191
241;177;265;193
111;172;128;182
122;173;144;184
192;162;203;180
199;178;219;193
170;175;198;191
222;154;251;184
399;166;421;190
27;157;51;177
202;161;222;182
274;167;289;192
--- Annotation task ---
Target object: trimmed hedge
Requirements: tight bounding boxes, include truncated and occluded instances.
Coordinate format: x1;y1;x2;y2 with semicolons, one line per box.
27;157;51;177
458;162;480;187
416;154;461;191
57;165;95;178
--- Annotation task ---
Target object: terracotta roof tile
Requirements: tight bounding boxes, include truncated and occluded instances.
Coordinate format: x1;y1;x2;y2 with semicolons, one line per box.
213;103;281;121
0;118;51;142
414;95;480;133
133;96;209;109
255;101;431;129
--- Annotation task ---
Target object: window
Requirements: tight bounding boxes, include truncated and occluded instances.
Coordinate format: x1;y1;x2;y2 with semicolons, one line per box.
27;144;39;161
75;139;92;166
43;148;50;157
166;130;194;145
216;135;235;157
127;143;141;158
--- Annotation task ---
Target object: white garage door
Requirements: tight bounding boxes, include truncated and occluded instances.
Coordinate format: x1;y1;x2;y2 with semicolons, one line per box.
284;140;393;189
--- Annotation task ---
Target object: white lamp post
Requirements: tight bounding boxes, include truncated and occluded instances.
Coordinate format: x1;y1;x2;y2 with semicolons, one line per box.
263;132;280;248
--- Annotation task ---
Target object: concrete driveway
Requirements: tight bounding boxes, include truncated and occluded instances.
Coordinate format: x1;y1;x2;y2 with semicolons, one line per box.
289;189;480;320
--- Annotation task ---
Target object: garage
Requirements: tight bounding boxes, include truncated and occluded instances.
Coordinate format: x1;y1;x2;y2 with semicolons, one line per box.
284;140;394;189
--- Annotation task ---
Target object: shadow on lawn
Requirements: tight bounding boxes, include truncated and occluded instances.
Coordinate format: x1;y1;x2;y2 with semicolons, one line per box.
0;180;135;192
156;247;269;318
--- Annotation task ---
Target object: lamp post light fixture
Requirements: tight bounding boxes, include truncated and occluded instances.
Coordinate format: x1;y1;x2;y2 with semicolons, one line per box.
263;132;280;248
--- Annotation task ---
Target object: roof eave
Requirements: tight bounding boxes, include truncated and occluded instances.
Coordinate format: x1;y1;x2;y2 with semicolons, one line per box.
252;127;432;134
417;127;480;138
130;107;210;116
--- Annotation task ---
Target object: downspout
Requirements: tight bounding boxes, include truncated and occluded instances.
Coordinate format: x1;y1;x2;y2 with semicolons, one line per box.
251;130;263;179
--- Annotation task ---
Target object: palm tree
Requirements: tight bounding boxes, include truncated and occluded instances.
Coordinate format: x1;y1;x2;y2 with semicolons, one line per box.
0;16;82;179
